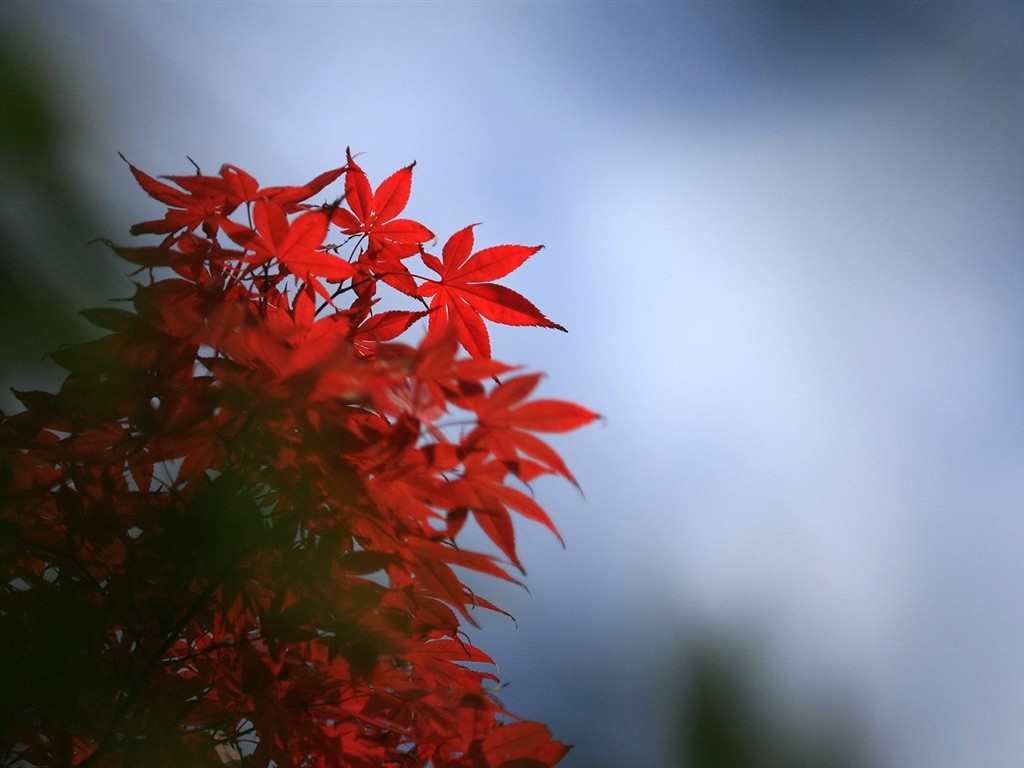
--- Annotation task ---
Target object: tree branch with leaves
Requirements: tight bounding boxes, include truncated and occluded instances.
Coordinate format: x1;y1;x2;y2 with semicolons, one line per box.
0;150;596;767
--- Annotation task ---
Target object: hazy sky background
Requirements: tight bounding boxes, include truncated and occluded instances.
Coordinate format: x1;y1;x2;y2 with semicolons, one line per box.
5;2;1024;766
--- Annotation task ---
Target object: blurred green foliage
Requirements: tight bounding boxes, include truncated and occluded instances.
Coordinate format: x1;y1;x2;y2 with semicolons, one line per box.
674;631;867;768
0;22;117;409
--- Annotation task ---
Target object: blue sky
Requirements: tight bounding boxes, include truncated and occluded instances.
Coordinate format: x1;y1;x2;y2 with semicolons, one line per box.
7;2;1024;766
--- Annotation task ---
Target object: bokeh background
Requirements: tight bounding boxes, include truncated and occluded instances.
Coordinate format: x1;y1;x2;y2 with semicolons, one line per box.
3;2;1024;766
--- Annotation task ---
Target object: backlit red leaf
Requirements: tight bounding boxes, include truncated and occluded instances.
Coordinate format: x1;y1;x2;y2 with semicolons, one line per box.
482;722;572;767
419;225;565;358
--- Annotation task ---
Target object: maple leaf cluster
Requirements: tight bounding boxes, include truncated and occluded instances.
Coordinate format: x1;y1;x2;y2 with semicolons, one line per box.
0;151;596;767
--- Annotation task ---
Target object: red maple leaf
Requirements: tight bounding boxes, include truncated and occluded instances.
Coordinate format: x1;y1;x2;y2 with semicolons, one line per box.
123;154;344;245
458;373;599;485
419;225;565;359
221;201;356;299
481;721;571;767
447;455;565;572
331;148;434;296
352;309;430;358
